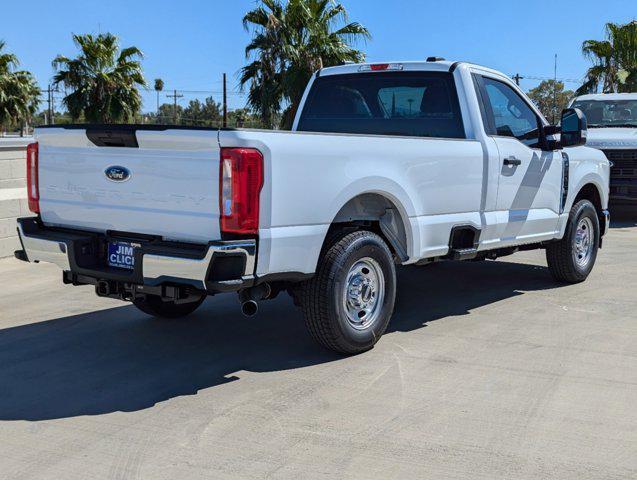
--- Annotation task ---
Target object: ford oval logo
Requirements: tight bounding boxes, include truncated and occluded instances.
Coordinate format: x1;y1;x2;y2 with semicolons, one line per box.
104;166;131;182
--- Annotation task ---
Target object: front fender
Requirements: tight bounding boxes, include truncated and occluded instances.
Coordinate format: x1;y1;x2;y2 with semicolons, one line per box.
565;146;610;211
556;146;610;238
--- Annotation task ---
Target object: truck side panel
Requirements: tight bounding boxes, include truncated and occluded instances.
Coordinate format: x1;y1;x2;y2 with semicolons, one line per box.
219;129;484;275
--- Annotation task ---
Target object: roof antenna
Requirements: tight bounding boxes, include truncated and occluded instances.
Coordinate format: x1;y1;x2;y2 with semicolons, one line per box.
426;56;446;62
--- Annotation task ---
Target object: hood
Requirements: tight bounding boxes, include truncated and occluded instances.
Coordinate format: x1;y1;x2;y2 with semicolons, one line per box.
585;127;637;149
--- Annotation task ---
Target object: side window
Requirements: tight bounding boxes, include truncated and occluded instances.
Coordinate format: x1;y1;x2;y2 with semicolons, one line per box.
480;77;541;147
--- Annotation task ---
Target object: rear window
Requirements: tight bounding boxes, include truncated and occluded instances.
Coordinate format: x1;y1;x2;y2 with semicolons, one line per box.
297;71;465;139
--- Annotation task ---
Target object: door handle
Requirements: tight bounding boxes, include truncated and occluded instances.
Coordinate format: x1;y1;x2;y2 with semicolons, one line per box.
503;156;522;166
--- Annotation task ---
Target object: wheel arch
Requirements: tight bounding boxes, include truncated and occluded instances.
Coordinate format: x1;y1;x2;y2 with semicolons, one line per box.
570;180;607;236
323;188;416;265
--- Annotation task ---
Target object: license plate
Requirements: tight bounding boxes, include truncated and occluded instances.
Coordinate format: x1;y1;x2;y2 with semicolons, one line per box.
107;241;136;270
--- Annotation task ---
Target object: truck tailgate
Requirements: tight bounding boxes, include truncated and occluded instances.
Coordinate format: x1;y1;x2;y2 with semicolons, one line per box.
36;127;221;243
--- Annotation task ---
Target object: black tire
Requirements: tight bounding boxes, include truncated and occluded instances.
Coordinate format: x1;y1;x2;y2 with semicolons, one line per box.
133;293;206;319
297;230;397;355
546;199;600;283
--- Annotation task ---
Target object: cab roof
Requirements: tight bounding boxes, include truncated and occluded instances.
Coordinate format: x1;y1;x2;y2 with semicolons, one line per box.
317;60;508;80
318;60;455;76
318;60;492;76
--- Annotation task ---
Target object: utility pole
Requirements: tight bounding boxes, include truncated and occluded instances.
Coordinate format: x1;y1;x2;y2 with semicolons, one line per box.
48;87;52;125
42;84;57;125
166;89;183;124
553;54;558;124
512;73;523;86
222;73;228;128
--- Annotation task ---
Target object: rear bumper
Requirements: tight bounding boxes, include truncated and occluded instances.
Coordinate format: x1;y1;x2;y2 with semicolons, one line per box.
15;217;256;293
16;219;72;270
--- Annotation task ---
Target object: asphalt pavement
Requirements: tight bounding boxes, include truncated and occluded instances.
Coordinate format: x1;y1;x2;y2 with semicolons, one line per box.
0;220;635;479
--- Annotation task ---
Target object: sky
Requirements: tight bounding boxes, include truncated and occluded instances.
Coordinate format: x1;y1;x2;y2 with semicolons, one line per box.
1;0;635;114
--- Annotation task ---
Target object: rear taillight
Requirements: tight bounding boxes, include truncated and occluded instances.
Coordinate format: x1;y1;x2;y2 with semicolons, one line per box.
219;148;264;235
26;142;39;213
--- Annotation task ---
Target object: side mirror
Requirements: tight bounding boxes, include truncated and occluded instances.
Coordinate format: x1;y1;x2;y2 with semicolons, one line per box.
560;108;587;147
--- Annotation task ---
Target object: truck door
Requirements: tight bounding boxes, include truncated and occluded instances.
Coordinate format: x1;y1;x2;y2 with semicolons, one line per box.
475;75;563;244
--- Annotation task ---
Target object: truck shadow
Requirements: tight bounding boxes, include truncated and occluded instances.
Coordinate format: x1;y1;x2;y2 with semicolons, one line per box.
0;259;561;421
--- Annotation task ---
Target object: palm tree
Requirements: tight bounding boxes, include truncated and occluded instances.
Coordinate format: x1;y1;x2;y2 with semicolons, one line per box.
240;0;287;129
0;40;18;76
52;33;146;123
281;0;370;127
241;0;370;129
154;78;164;113
0;40;40;134
577;21;637;95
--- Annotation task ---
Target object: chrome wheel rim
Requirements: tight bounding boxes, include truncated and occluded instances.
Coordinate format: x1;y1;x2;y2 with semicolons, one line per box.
573;217;594;268
342;257;385;330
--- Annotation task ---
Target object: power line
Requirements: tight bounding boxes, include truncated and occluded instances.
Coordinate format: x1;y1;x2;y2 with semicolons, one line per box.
516;74;583;84
141;87;247;96
48;84;248;97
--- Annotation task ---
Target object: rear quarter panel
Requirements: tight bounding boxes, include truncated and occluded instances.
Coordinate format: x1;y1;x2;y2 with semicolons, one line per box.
220;129;484;275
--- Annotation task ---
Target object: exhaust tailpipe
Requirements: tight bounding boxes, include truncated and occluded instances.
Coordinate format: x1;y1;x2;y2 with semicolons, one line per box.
241;300;258;317
238;283;271;317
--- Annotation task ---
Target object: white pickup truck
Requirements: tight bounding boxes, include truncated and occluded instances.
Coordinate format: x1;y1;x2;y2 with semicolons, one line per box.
569;93;637;206
16;59;610;354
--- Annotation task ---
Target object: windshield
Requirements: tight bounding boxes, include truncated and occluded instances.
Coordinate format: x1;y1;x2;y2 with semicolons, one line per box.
571;99;637;128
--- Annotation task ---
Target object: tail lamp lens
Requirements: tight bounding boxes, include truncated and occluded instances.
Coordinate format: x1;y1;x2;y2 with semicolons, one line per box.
219;148;264;235
26;142;39;213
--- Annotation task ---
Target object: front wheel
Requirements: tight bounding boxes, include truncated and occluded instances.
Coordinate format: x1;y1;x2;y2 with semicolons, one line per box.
297;230;397;355
133;293;206;319
546;199;600;283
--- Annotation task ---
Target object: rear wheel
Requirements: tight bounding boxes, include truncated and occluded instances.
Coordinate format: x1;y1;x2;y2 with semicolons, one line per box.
297;230;397;354
546;199;600;283
133;293;206;319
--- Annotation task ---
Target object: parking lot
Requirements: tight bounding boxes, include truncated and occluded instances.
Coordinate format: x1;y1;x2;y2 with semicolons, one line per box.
0;220;636;480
